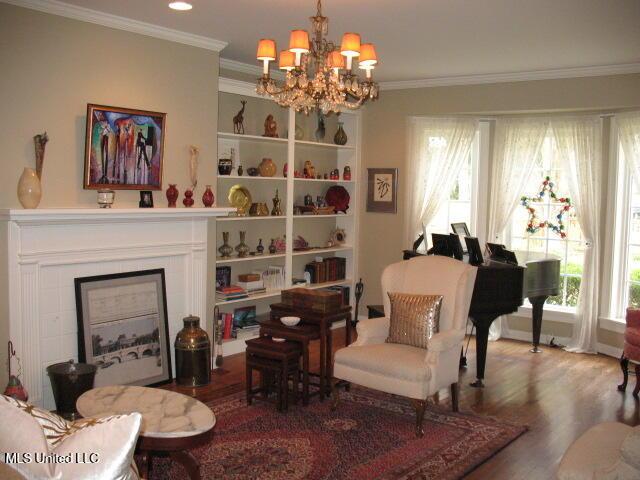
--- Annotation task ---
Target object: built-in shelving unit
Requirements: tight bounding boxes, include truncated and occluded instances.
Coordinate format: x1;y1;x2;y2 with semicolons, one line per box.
215;77;360;357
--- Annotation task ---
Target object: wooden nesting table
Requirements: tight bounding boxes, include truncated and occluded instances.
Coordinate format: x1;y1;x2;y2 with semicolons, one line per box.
267;302;352;402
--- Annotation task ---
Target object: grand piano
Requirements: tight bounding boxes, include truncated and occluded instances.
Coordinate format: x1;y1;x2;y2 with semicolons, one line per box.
403;240;560;387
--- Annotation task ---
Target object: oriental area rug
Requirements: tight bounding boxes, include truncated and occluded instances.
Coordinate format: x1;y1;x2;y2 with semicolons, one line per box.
149;387;526;479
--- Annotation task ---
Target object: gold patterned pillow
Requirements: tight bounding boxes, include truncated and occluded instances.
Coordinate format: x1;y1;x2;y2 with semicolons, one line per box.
386;293;443;349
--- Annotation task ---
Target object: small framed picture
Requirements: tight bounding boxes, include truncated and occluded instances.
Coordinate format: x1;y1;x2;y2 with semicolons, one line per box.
367;168;398;213
139;191;154;208
84;104;166;191
75;269;172;387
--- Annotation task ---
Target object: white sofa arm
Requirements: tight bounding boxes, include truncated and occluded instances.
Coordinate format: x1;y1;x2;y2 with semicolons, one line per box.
353;317;390;346
428;329;465;353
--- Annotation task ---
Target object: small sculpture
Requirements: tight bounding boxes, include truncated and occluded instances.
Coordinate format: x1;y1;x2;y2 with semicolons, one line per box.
268;239;277;254
34;132;49;180
315;112;326;142
166;184;179;207
272;189;283;216
183;189;194;207
293;235;309;250
188;145;199;191
263;114;279;138
303;160;316;179
233;100;246;134
256;239;264;255
202;185;214;207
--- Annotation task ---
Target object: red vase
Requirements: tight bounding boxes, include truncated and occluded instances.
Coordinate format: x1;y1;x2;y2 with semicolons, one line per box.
166;184;179;207
202;185;214;207
183;189;194;207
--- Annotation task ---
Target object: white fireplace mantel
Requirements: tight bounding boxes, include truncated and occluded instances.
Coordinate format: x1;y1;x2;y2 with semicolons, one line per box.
2;207;233;408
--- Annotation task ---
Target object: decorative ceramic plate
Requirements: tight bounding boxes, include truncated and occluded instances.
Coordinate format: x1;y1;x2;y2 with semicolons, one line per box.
325;186;350;213
228;185;252;215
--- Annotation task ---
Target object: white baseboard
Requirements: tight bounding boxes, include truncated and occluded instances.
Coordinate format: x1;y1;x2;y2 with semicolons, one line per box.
501;329;622;359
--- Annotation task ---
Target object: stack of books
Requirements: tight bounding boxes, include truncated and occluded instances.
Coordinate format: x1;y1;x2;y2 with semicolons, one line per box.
304;257;347;284
217;285;248;302
237;279;266;296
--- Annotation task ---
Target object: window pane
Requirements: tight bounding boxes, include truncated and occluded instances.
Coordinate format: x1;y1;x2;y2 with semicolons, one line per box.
629;283;640;309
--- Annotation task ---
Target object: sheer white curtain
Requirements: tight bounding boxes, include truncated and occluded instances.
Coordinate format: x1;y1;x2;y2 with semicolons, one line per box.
618;112;640;189
487;118;548;339
405;117;478;247
550;116;602;353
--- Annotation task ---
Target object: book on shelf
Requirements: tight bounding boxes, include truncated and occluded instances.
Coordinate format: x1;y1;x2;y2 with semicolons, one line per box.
327;285;351;306
222;313;233;339
304;257;347;284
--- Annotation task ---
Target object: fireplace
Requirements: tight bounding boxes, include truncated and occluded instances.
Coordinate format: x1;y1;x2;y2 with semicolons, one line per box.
1;207;232;408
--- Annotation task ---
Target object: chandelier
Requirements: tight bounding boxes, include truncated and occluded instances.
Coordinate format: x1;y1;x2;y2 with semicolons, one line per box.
255;0;379;114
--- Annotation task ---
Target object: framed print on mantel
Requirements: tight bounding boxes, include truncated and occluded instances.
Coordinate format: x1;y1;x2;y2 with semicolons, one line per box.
367;168;398;213
75;269;172;388
84;104;166;190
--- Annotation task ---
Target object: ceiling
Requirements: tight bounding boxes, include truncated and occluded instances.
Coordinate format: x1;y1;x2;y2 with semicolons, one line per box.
52;0;640;82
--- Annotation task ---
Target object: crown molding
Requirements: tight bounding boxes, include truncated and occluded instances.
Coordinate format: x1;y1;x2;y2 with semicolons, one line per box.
380;63;640;90
219;77;262;99
2;0;228;51
220;58;285;81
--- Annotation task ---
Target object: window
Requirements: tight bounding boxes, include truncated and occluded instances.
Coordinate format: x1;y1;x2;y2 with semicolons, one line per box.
508;133;586;310
423;131;480;240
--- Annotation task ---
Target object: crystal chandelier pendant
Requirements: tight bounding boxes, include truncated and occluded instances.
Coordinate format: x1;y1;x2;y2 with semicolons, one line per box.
254;0;379;114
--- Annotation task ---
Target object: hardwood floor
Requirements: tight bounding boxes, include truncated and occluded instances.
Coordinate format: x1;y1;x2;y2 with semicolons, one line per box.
165;330;635;479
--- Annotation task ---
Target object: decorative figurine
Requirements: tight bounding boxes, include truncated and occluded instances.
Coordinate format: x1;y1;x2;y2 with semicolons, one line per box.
330;168;340;180
218;158;232;175
166;184;179;207
272;189;283;216
263;114;279;137
202;185;215;207
343;166;352;181
324;173;329;179
330;228;347;245
316;196;326;208
304;193;314;206
247;167;259;176
283;163;288;178
34;132;48;180
233;100;247;134
268;239;277;254
235;231;250;258
303;160;316;179
183;189;194;207
334;119;348;145
259;158;276;177
315;112;326;142
237;164;243;176
214;307;224;368
293;235;309;250
189;145;200;192
218;232;234;258
256;239;264;255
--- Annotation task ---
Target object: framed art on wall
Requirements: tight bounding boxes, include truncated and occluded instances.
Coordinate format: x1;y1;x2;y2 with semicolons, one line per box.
367;168;398;213
84;104;166;190
75;269;172;387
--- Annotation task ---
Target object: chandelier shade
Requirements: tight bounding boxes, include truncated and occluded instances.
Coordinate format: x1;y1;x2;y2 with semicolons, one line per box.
279;50;296;71
289;30;310;53
255;0;379;114
256;39;277;61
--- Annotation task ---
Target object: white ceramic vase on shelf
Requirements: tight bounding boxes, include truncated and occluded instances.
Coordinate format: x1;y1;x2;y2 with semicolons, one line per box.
17;167;42;208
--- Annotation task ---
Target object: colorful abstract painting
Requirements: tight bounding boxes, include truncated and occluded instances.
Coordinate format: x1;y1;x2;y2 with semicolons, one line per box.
84;104;166;190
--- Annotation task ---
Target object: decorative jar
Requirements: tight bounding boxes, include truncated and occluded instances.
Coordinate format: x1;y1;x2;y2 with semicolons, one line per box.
174;315;211;387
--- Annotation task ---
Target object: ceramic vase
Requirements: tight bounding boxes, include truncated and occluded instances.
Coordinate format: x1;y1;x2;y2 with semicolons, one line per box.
183;189;194;207
334;122;348;146
17;167;42;209
258;158;276;177
218;232;233;258
166;184;179;207
202;185;214;207
256;239;264;255
268;239;277;254
235;231;250;258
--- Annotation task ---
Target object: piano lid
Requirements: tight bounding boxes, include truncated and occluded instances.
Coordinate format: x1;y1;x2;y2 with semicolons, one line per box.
514;250;561;265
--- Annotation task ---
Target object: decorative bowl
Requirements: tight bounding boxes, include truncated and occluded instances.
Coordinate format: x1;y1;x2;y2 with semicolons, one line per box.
280;316;301;327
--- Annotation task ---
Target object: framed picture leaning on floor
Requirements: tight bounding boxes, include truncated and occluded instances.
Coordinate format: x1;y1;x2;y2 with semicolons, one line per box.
75;269;172;387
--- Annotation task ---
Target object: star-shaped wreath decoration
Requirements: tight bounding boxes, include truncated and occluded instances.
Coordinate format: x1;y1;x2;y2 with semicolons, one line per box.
520;176;572;238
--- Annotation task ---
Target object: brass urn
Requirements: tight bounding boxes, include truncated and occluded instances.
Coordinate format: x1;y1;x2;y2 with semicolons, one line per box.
175;315;211;387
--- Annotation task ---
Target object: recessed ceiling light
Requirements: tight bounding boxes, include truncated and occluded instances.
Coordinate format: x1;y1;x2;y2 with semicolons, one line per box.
169;2;192;11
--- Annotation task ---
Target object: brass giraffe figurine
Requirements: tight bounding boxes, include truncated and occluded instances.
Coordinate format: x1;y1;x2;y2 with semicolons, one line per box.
233;100;247;134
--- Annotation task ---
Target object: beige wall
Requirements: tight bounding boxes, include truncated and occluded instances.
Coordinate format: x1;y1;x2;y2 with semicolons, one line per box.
359;74;640;351
0;3;220;388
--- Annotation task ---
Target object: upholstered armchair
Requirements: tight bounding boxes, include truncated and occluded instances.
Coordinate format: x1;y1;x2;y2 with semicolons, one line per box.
619;308;640;396
332;256;477;436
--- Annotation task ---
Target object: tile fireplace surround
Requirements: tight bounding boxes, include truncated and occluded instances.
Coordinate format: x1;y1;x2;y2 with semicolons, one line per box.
0;208;232;408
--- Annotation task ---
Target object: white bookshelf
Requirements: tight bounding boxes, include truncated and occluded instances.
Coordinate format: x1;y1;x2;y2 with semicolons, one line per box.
215;78;361;357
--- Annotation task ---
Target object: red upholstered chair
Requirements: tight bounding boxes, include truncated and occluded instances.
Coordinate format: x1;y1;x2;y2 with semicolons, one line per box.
619;308;640;396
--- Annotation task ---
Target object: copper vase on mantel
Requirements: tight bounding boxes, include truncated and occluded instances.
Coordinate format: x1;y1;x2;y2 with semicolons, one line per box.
166;184;179;207
202;185;215;207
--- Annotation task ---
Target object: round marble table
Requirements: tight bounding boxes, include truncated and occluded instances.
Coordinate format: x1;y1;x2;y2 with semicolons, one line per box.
77;385;215;479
